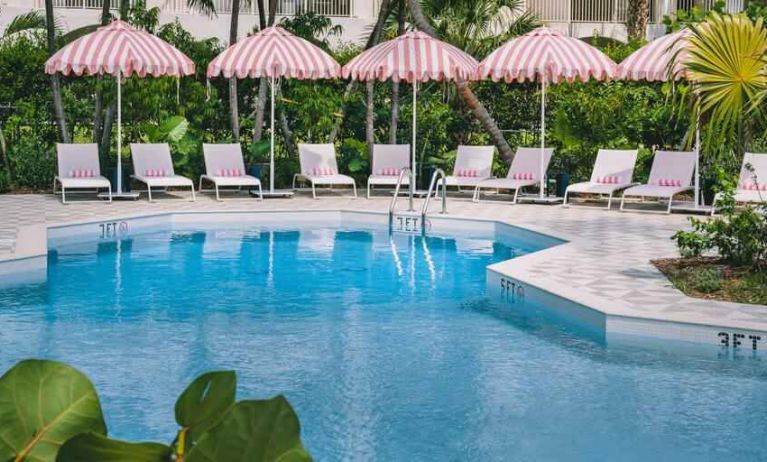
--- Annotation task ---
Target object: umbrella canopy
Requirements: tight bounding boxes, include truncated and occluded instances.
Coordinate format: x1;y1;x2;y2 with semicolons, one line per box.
477;27;616;199
45;20;196;197
46;19;194;77
616;28;692;81
207;26;340;195
342;30;478;83
207;26;340;80
342;31;479;197
477;27;616;84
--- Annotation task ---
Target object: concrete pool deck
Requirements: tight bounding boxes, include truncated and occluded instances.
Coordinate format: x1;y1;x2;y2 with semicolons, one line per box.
0;191;765;348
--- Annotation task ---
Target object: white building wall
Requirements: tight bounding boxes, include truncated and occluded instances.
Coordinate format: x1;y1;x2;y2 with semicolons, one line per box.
0;0;377;46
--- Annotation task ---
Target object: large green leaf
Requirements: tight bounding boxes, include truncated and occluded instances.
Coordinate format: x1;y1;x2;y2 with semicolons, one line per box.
56;433;171;462
174;371;236;447
0;359;106;462
158;116;189;143
187;397;311;462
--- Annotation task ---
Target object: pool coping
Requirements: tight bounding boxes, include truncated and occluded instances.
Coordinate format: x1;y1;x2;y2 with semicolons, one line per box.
4;207;767;349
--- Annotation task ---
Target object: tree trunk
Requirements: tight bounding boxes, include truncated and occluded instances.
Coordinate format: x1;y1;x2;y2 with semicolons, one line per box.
407;0;514;162
626;0;650;41
256;0;266;30
0;122;9;180
329;0;393;143
101;102;116;159
389;0;405;144
93;0;112;146
45;0;70;143
253;0;276;143
366;81;375;157
229;0;241;140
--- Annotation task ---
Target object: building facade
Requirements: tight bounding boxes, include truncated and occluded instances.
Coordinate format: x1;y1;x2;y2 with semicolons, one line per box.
0;0;748;45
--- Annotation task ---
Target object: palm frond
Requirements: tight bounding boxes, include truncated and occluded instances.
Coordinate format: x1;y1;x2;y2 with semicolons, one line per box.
184;0;218;18
4;11;48;37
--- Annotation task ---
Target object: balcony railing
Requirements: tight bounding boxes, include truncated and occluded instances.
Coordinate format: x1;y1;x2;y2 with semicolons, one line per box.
36;0;354;18
526;0;744;24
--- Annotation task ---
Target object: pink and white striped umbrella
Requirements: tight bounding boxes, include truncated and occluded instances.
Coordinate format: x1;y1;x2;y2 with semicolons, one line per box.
45;20;195;77
478;27;616;200
342;31;478;83
207;26;340;195
206;26;340;80
477;27;616;83
45;19;195;197
617;29;692;81
342;31;478;193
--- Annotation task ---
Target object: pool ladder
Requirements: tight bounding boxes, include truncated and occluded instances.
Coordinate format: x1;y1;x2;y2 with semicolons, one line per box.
389;168;448;234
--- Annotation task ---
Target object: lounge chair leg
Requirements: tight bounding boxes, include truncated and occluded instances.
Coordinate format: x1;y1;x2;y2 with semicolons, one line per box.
562;189;569;207
147;186;153;202
606;193;613;210
619;194;626;212
352;182;357;199
198;176;204;192
257;183;263;200
472;186;480;203
107;187;112;203
191;184;196;202
62;186;67;204
215;184;220;201
667;193;674;214
311;182;317;199
512;188;519;204
366;183;371;199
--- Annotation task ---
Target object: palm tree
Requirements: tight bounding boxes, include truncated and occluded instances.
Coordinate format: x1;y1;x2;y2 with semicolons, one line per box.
685;12;767;159
626;0;650;41
44;0;70;143
389;0;406;143
229;0;241;140
407;0;538;161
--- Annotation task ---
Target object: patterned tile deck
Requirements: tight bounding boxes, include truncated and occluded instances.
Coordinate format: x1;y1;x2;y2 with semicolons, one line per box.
1;191;765;335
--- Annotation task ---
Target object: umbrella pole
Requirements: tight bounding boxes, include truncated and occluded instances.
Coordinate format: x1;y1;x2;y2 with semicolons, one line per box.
117;70;122;194
411;80;417;205
539;79;545;199
270;74;275;194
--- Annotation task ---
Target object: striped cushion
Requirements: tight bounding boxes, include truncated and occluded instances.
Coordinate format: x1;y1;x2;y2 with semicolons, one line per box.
144;169;169;177
457;169;479;177
216;168;245;177
376;168;401;176
312;167;337;176
741;182;767;191
657;178;682;187
511;172;534;180
596;176;620;184
68;169;96;178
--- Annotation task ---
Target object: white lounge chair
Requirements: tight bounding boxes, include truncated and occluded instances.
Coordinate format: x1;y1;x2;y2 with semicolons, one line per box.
199;143;262;200
473;147;554;203
130;143;195;202
293;143;357;199
444;145;495;191
713;152;767;214
620;150;696;214
563;149;639;210
367;144;410;198
53;143;112;204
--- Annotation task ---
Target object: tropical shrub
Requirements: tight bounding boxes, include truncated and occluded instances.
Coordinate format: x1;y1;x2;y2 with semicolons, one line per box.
0;359;310;462
674;171;767;270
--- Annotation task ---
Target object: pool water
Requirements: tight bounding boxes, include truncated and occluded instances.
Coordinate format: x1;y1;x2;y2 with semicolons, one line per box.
1;226;766;461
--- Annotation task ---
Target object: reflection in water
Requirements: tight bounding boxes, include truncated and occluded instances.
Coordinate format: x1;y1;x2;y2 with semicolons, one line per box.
0;227;765;461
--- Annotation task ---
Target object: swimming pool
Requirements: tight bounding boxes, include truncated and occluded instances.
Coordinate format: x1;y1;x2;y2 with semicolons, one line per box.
1;219;766;461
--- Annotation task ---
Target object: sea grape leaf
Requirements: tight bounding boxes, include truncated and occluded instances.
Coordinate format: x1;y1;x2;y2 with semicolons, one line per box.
56;433;171;462
0;359;106;462
187;396;311;462
174;371;236;447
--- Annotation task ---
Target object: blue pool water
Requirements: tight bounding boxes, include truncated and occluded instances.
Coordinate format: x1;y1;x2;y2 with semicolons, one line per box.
1;225;766;461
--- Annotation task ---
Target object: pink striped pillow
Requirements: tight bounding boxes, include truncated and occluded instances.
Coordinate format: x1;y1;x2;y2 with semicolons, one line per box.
312;168;336;176
68;169;96;178
458;169;479;178
511;172;534;180
376;168;400;176
657;178;682;187
596;176;620;184
145;169;168;177
741;182;767;191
